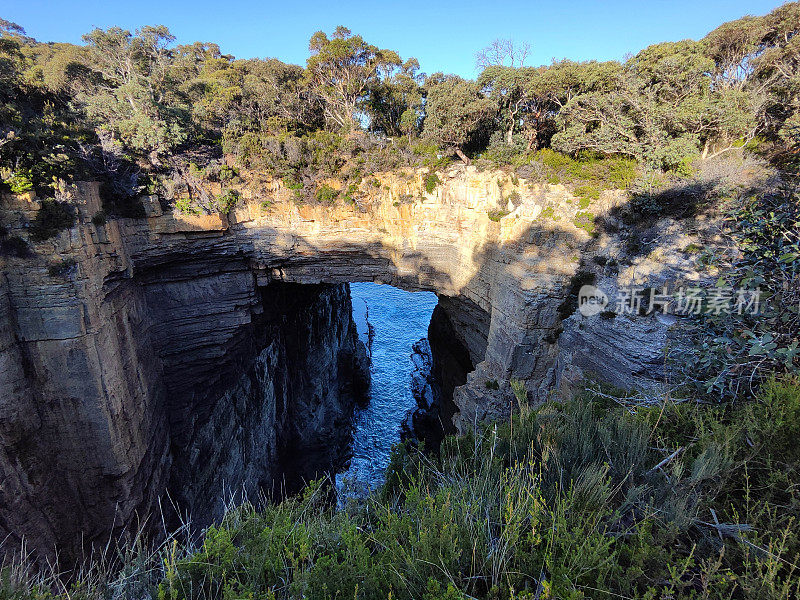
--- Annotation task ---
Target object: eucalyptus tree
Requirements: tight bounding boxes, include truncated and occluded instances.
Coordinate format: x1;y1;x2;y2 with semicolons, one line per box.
305;26;402;131
241;58;321;134
746;2;800;148
365;57;424;136
80;25;190;158
422;74;493;163
0;18;24;149
475;38;531;71
478;65;538;146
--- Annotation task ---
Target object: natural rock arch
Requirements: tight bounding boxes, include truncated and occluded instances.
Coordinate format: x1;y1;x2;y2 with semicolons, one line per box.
0;165;692;562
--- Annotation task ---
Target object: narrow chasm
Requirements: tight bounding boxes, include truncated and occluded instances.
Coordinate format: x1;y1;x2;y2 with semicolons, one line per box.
337;283;477;497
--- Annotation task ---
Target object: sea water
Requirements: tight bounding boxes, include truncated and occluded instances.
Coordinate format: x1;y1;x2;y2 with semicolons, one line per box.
337;282;438;496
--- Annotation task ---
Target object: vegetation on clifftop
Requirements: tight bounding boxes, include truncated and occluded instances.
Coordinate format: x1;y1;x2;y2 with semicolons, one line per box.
0;3;799;213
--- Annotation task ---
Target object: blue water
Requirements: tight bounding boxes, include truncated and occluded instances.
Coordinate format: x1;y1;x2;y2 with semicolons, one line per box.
337;282;438;497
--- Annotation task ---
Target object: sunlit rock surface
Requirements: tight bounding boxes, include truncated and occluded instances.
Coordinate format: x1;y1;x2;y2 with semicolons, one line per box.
0;165;718;559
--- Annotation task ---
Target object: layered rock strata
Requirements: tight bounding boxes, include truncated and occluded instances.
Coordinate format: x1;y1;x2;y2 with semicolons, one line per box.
0;165;719;559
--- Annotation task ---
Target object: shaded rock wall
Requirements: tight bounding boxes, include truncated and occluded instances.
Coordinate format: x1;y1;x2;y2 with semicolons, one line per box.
0;165;718;559
0;191;369;560
0;263;170;561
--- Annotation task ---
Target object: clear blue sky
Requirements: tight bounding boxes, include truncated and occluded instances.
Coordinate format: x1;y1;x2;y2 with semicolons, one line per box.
2;0;788;78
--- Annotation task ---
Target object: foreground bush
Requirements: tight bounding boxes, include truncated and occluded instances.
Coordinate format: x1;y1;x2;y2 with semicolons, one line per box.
3;378;799;600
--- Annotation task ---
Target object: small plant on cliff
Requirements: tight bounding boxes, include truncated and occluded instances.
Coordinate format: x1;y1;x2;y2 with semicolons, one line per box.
540;205;557;220
315;183;339;203
29;200;76;241
423;171;441;194
4;170;34;195
487;209;509;222
218;165;238;182
215;189;240;213
342;182;360;204
510;379;529;415
174;197;201;216
282;175;304;191
282;175;305;200
574;184;600;200
573;210;595;234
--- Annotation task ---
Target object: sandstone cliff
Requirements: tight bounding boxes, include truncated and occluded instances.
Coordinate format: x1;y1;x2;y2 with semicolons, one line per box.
0;165;720;560
0;185;370;562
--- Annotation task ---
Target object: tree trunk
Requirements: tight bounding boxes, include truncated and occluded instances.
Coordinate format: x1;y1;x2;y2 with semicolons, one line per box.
506;126;514;145
701;139;710;160
453;147;471;165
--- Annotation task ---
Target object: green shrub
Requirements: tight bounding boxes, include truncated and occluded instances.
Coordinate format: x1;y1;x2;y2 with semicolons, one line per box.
487;209;509;222
7;378;800;600
215;189;240;213
574;184;600;200
219;165;237;182
343;182;360;203
174;197;201;215
315;183;338;203
4;170;34;194
605;157;638;188
483;133;528;165
573;210;595;234
423;171;441;194
411;140;440;158
29;200;75;241
674;187;800;398
656;137;700;175
540;205;557;220
535;148;572;170
282;175;304;191
532;150;637;190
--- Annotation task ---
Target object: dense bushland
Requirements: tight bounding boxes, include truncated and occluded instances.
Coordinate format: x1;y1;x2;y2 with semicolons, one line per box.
3;378;799;599
1;3;799;210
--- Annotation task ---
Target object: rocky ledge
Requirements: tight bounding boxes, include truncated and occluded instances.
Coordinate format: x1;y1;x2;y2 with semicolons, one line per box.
0;164;723;561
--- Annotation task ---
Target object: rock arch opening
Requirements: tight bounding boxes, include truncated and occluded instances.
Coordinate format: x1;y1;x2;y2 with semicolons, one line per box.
2;168;608;563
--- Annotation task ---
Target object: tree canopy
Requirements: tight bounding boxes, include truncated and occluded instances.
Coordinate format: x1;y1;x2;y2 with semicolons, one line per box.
0;2;798;185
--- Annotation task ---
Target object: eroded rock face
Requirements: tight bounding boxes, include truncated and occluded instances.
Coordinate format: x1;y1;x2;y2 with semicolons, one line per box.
0;190;370;560
401;338;444;447
0;166;717;560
